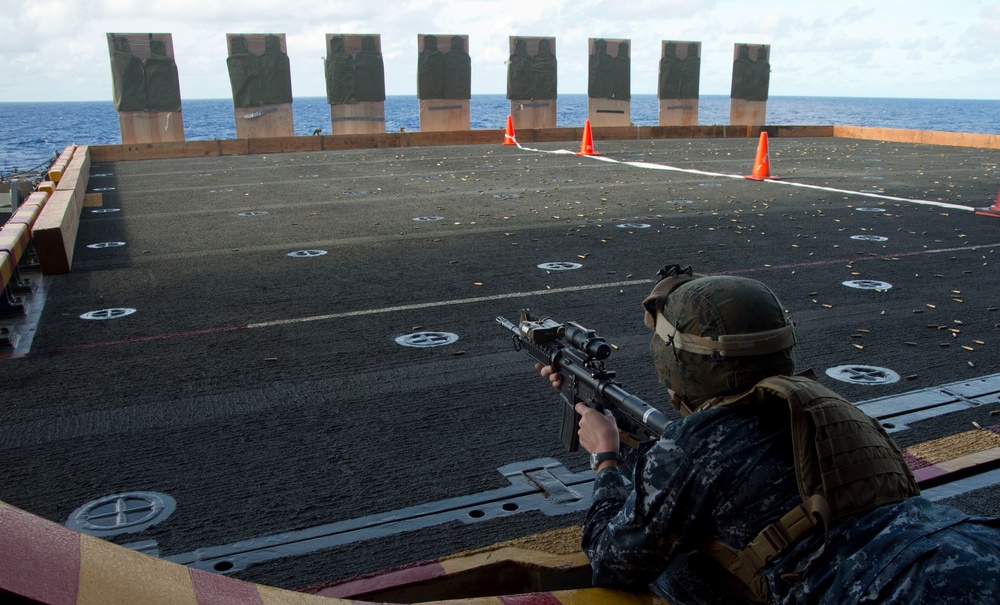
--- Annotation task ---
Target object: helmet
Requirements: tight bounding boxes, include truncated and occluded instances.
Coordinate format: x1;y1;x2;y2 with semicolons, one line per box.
643;267;796;413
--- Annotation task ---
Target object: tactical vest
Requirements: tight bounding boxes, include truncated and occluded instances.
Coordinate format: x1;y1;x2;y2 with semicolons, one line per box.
695;375;920;603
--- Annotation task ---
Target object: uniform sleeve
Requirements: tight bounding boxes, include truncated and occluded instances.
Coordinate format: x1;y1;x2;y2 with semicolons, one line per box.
581;436;716;589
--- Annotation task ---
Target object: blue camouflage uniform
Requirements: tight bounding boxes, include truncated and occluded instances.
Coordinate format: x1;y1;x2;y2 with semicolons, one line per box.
582;404;1000;604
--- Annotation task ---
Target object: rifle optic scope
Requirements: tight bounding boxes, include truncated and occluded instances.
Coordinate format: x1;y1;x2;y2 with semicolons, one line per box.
563;322;611;361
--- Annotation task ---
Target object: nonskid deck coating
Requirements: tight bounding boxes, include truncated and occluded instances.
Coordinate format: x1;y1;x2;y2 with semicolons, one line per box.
1;136;999;591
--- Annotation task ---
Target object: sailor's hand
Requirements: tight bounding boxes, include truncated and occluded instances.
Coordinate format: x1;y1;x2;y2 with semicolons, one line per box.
575;403;620;454
535;363;562;390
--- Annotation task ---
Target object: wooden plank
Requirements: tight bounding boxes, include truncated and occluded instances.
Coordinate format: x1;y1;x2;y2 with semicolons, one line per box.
659;99;698;127
405;128;495;147
118;111;185;144
246;136;321;155
32;188;82;275
80;124;1000;165
588;98;630;127
772;125;834;137
330;101;386;135
218;139;251;156
57;145;91;192
234;104;295;139
50;147;91;270
419;99;471;132
730;99;766;126
509;100;556;130
320;132;404;150
833;126;1000;150
90;140;222;162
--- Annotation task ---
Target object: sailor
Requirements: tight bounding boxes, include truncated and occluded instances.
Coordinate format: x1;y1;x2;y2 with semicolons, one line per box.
539;266;1000;604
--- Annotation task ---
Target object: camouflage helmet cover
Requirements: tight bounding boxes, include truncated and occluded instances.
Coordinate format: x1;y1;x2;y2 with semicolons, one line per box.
644;267;796;411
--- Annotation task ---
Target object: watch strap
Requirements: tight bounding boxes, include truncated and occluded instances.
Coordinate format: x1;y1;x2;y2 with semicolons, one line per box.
591;451;622;470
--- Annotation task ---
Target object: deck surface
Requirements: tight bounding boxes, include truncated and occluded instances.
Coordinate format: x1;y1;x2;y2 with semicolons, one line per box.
2;135;999;591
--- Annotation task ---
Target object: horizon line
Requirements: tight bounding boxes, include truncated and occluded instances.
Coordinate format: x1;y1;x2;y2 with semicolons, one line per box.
4;93;1000;104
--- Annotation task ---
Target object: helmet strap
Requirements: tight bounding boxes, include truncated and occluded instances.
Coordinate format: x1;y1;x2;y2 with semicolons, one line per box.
655;313;796;357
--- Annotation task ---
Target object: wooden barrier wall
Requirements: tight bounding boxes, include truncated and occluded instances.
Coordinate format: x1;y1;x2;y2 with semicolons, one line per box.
32;146;91;275
833;125;1000;149
89;125;840;162
85;124;1000;165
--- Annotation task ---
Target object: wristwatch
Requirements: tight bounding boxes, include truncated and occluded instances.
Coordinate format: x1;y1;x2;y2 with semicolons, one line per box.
590;451;622;471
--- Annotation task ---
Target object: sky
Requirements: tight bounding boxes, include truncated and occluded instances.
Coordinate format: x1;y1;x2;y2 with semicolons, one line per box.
1;0;999;103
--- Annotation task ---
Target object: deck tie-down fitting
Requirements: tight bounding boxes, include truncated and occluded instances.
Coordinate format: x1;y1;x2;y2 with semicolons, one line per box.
165;458;592;575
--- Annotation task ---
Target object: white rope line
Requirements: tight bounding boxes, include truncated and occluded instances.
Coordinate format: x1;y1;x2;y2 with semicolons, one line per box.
512;138;976;212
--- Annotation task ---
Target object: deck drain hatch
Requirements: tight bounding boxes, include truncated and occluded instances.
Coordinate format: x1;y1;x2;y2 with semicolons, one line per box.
395;332;459;348
67;492;175;537
616;223;650;229
493;193;522;199
87;242;126;249
856;207;886;213
665;200;694;205
91;208;120;214
698;183;722;187
538;262;582;271
843;279;893;291
850;235;888;242
286;250;328;258
238;211;269;217
826;365;900;385
80;308;137;320
412;216;444;222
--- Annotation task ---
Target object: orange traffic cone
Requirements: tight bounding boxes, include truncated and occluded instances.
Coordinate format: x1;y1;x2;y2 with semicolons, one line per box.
744;131;774;180
975;190;1000;218
575;120;599;156
503;115;516;146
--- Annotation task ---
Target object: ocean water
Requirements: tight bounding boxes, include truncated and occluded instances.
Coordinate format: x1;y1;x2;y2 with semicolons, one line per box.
2;94;1000;177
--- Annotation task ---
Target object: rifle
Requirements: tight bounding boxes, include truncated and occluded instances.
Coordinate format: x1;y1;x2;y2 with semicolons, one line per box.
498;309;670;452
